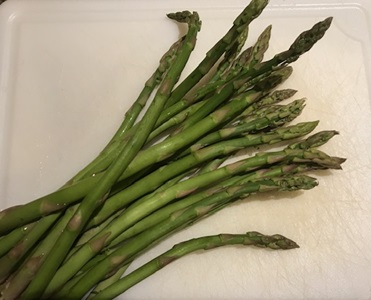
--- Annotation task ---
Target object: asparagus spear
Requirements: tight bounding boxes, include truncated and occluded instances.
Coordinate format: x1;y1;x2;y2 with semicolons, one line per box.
0;17;334;234
45;139;339;293
108;162;329;248
161;23;271;123
164;0;269;108
69;35;185;184
0;74;279;233
187;98;305;153
0;223;36;258
106;130;341;247
58;175;318;299
87;121;318;228
19;12;202;299
90;231;298;299
233;88;298;121
169;66;292;136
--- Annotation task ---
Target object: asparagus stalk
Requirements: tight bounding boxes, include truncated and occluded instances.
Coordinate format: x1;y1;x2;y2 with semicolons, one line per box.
0;223;36;258
170;66;292;136
0;213;60;283
234;88;298;121
0;97;303;236
162;23;271;122
20;12;202;299
87;263;131;299
87;121;318;228
90;231;298;299
164;0;269;108
108;162;329;248
107;130;342;247
45;140;338;293
69;35;185;184
187;98;305;153
0;16;333;235
59;175;318;299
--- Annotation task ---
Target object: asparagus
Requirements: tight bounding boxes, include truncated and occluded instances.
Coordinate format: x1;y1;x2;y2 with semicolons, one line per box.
187;98;305;153
170;66;292;136
90;231;298;299
234;88;298;121
0;213;60;283
45;138;339;293
0;15;333;235
87;121;317;228
20;12;202;299
69;36;184;186
163;23;271;122
103;10;324;175
0;223;36;258
87;263;131;299
164;0;269;108
106;130;342;247
60;175;318;299
108;162;330;248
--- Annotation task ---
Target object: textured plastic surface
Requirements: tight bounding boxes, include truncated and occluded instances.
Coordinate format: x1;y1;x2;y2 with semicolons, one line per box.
0;0;371;299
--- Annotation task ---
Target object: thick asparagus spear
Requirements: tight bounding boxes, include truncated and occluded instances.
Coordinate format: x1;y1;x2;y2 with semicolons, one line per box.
90;231;298;299
19;12;202;299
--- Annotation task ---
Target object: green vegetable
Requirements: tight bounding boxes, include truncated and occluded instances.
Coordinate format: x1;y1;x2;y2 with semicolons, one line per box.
0;1;344;299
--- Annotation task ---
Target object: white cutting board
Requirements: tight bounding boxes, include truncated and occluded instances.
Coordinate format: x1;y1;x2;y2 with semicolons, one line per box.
0;0;371;299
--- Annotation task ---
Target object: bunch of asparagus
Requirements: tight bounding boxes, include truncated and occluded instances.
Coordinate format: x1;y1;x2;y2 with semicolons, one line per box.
0;0;345;299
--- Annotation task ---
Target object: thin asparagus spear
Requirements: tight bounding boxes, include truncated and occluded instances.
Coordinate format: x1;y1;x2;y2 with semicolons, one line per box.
170;66;292;136
69;36;185;184
90;231;298;299
164;23;271;121
60;175;318;299
0;213;60;283
87;263;131;299
146;100;206;143
19;12;201;300
235;88;298;121
164;0;269;108
187;98;305;153
206;24;272;94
